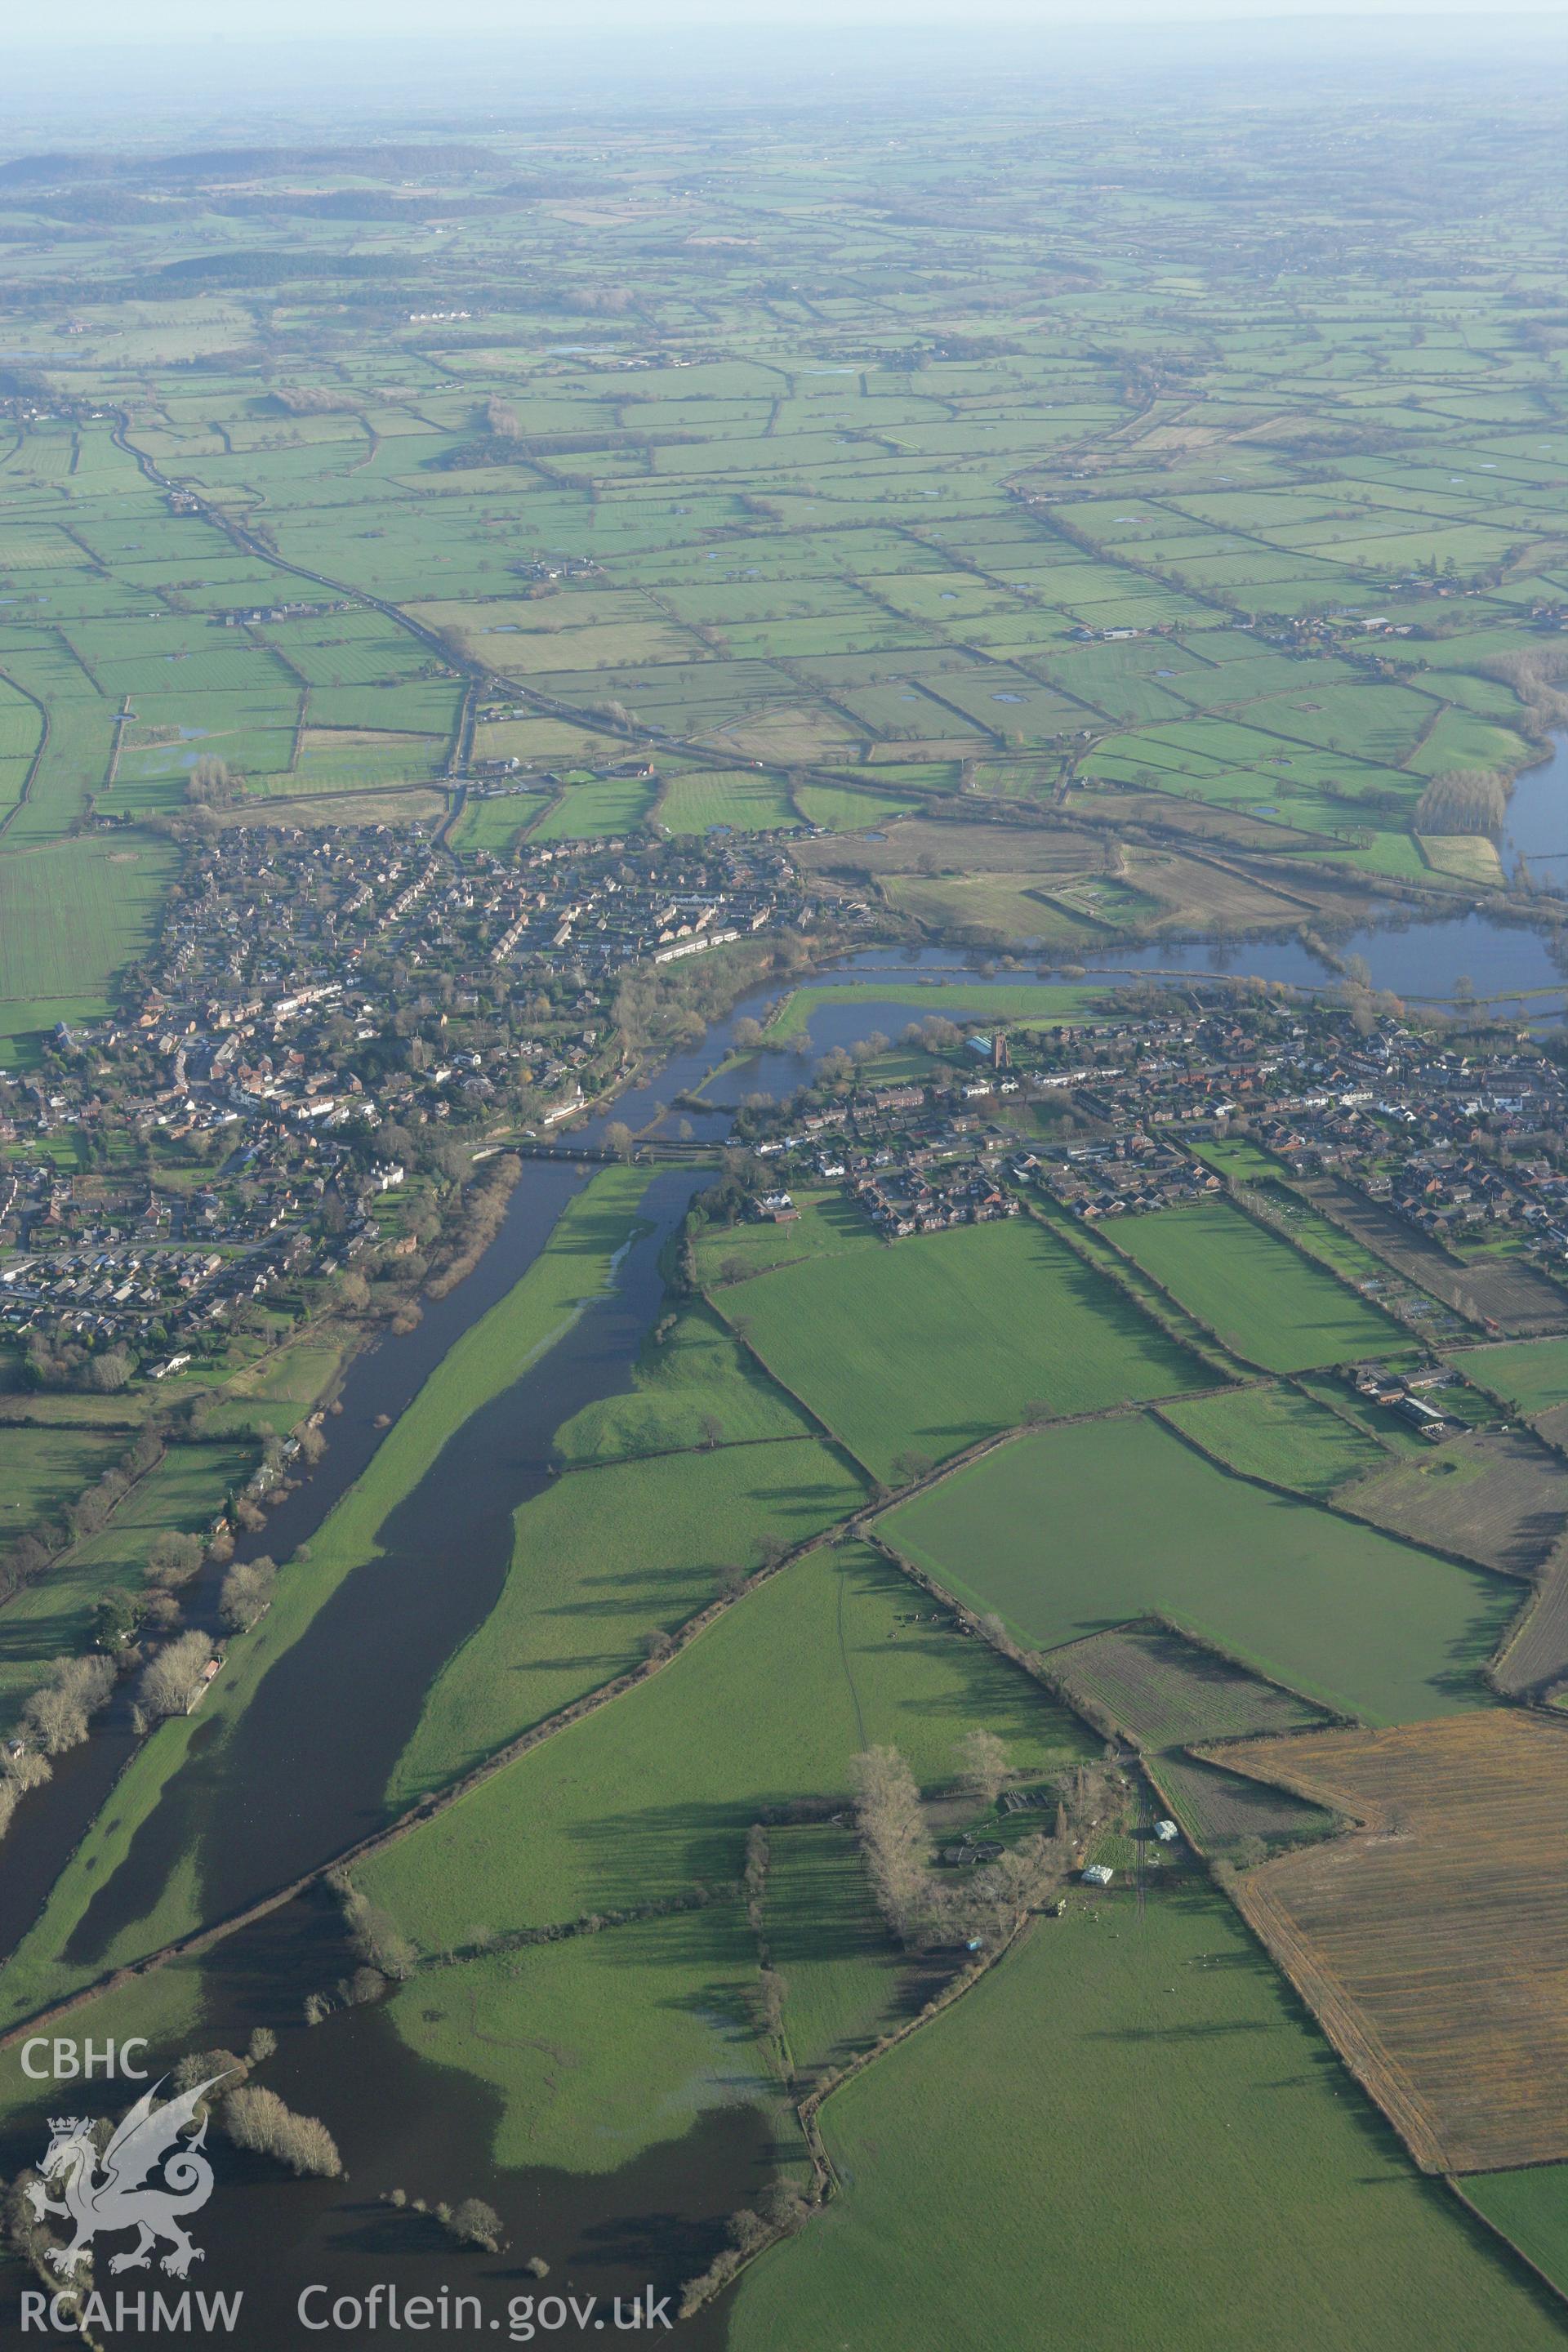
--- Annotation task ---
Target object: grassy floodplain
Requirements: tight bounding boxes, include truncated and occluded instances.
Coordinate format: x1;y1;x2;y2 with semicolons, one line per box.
729;1890;1568;2352
388;1907;781;2178
0;1166;657;2027
363;1541;1090;2171
388;1437;868;1802
553;1298;813;1463
365;1535;1089;1949
880;1415;1514;1722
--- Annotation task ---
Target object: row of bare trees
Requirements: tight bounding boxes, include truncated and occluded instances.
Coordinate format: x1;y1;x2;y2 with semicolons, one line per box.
849;1734;1076;1951
1414;767;1508;835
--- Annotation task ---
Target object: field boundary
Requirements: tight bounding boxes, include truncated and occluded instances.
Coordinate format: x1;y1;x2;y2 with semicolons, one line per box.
1147;1397;1534;1595
1017;1192;1240;1380
0;666;50;842
1229;1868;1449;2172
701;1286;878;1482
1446;2178;1568;2316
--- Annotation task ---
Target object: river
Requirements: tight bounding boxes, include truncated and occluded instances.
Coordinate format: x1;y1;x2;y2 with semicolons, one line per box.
1502;728;1568;880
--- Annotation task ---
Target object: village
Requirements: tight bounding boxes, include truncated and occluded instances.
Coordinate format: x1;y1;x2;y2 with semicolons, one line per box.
0;817;808;1371
733;993;1568;1292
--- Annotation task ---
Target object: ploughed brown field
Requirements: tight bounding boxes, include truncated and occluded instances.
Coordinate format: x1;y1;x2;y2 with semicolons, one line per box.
1345;1426;1568;1579
1216;1712;1568;2174
1299;1178;1568;1338
1492;1559;1568;1699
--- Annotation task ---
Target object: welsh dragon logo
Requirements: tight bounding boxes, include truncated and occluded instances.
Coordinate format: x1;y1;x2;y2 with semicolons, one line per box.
27;2074;229;2280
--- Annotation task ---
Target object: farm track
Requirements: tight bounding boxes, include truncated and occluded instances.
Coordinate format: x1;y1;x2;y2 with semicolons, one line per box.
0;666;50;844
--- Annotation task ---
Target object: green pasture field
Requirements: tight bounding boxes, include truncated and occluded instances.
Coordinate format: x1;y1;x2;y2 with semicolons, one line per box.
1450;1336;1568;1413
0;690;113;852
1113;1199;1409;1371
1160;1380;1386;1497
0;835;176;1034
710;1211;1209;1479
1406;709;1532;777
657;768;801;832
793;780;926;827
765;1823;905;2078
389;1435;866;1801
880;871;1098;942
447;792;544;854
1461;2168;1568;2303
1028;1196;1247;1370
294;731;445;787
471;715;625;765
764;979;1104;1040
306;684;461;736
554;1298;814;1463
730;1888;1566;2352
0;1425;125;1544
880;1414;1513;1722
693;1187;864;1284
366;1539;1091;1948
0;1167;659;2025
530;776;658;839
193;1327;350;1441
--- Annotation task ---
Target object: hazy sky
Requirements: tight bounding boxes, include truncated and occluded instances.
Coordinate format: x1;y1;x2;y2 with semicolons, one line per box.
12;0;1568;38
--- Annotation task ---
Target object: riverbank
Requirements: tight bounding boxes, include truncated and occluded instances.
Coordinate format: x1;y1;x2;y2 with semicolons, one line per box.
0;1166;659;2027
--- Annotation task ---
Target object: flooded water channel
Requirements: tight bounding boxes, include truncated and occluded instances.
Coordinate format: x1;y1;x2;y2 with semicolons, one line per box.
1501;728;1568;879
0;1886;766;2351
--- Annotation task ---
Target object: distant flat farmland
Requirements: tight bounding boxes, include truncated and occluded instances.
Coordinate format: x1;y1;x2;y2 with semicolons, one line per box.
1220;1713;1568;2172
